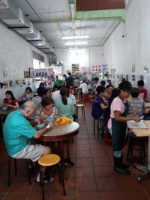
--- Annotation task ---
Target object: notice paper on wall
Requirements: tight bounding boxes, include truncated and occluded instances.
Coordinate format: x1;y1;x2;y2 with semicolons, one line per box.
127;120;148;129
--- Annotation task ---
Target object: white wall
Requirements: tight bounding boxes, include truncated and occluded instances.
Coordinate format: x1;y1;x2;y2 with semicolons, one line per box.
55;47;104;75
103;0;150;98
0;22;49;103
103;0;150;74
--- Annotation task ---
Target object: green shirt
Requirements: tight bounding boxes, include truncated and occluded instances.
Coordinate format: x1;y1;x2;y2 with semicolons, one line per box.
54;79;62;87
3;110;36;156
55;98;75;120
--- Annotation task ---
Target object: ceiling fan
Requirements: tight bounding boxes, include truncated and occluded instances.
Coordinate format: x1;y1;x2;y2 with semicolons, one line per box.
63;23;96;31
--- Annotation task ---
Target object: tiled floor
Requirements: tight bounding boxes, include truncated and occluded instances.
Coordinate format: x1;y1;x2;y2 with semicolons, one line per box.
0;103;150;200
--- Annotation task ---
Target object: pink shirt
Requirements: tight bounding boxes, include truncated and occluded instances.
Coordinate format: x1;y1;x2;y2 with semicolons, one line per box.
108;97;125;129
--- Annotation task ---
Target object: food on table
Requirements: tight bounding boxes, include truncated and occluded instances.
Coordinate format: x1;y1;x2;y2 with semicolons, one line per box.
54;116;72;126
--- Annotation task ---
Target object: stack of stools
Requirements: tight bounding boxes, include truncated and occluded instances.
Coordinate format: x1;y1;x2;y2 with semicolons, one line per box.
76;104;85;119
38;154;66;200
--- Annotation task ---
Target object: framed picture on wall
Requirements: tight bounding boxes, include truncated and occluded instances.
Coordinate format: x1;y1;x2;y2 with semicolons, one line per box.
24;71;29;78
29;68;34;78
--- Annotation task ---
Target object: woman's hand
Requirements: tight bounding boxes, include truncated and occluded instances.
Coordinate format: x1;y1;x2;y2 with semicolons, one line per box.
132;117;141;122
41;115;49;121
35;119;41;124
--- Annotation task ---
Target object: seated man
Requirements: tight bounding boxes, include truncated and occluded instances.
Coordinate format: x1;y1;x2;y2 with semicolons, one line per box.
3;101;53;183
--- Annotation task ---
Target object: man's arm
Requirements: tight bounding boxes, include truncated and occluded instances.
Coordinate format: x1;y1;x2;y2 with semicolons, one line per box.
34;124;52;139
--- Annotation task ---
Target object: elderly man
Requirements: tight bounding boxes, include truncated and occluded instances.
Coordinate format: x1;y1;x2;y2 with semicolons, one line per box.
3;101;53;182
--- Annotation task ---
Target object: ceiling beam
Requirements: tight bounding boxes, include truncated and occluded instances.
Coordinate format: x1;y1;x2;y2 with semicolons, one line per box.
76;9;125;21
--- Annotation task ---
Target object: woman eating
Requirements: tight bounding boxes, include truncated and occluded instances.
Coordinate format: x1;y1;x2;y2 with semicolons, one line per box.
3;90;19;108
21;87;34;100
36;96;58;123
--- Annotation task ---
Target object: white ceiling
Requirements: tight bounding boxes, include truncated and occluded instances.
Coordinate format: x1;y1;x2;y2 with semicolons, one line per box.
13;0;121;49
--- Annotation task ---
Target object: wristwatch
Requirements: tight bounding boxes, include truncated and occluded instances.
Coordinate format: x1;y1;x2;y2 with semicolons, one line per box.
46;124;51;129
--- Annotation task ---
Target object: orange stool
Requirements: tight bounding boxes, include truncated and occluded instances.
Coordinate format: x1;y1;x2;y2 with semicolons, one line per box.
38;154;66;200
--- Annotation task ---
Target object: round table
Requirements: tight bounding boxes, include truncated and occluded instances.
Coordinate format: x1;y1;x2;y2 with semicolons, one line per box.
40;122;79;142
40;122;80;166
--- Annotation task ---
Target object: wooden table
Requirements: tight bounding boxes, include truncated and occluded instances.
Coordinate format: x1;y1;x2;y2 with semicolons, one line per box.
131;121;150;182
145;103;150;108
0;108;16;136
40;122;80;165
0;108;15;117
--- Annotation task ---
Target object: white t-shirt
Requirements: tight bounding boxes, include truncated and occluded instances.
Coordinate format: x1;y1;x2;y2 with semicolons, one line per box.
52;90;61;102
80;83;89;94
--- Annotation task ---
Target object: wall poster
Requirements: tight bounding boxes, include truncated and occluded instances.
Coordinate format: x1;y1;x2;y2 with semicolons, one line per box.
72;64;79;74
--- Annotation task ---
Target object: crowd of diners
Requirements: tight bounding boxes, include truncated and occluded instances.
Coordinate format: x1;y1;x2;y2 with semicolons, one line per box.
1;72;150;184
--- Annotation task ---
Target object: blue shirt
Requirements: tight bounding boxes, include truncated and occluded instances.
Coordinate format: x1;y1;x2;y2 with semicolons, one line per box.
3;110;36;156
92;95;105;119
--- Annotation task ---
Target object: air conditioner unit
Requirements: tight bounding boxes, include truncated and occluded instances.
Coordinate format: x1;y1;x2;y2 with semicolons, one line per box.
14;22;35;34
2;8;29;27
0;0;8;9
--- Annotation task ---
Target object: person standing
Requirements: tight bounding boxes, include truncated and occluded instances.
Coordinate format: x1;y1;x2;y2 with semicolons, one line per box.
67;72;74;86
54;76;62;89
109;81;140;175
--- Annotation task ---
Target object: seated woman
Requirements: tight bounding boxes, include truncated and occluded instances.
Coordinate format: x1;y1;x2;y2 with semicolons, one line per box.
127;87;144;117
104;85;114;101
3;90;19;108
55;87;75;120
36;96;58;123
92;86;108;120
21;87;34;101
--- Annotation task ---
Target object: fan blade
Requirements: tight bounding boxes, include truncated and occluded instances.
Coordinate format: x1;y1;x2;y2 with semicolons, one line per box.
76;24;96;30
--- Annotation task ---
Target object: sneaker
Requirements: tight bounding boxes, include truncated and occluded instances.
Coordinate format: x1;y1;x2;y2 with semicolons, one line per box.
36;176;55;183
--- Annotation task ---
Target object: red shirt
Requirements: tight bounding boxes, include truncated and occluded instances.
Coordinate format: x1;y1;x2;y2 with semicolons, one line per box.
139;88;147;100
3;98;18;106
68;88;73;94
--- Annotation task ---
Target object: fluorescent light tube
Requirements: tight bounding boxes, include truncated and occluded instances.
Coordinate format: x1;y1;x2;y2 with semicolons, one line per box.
62;35;89;40
65;41;88;46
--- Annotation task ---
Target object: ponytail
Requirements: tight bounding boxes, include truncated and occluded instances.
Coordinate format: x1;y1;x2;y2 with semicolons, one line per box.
62;95;67;105
60;87;69;105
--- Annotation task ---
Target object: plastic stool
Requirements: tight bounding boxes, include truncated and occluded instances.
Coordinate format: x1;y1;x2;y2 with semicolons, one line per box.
38;154;66;200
